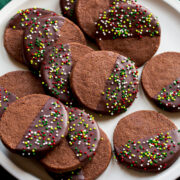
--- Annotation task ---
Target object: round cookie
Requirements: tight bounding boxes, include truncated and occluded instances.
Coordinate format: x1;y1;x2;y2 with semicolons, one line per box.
0;86;18;119
96;3;161;67
76;0;160;66
41;107;100;173
71;51;139;115
142;52;180;112
113;110;180;172
76;0;135;39
23;15;86;72
0;71;45;98
41;42;94;103
0;94;68;157
48;129;112;180
60;0;77;22
4;7;55;64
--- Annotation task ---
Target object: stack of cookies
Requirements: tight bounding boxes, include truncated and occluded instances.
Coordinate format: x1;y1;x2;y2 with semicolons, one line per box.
0;0;179;179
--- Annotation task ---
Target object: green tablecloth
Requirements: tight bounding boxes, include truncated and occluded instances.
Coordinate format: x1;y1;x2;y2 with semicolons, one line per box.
0;0;11;10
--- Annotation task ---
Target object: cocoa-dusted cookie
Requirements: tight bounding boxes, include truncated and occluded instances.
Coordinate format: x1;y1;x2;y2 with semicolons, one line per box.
41;42;93;103
48;129;111;180
0;94;68;157
0;71;45;98
23;15;86;72
4;7;55;64
142;52;180;112
60;0;77;22
0;86;18;119
113;110;180;172
76;0;135;39
41;107;100;173
71;51;139;115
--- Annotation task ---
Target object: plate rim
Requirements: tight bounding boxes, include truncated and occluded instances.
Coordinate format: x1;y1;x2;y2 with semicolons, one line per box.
0;0;180;179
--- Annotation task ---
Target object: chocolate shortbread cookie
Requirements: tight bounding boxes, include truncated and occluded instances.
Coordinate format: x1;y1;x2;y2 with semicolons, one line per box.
41;107;100;173
48;129;111;180
76;0;160;66
0;86;18;119
60;0;77;22
23;15;86;72
71;51;139;115
4;7;55;64
96;3;160;67
113;110;180;172
41;42;93;103
0;71;45;98
0;94;68;157
142;52;180;112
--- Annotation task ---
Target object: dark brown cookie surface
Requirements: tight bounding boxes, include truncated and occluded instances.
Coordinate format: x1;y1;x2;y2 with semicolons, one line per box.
0;94;68;157
113;110;180;172
0;86;18;119
71;51;139;115
41;42;93;103
41;107;100;173
142;52;180;112
97;37;160;68
48;129;112;180
23;15;86;72
4;8;55;64
60;0;77;22
0;71;45;98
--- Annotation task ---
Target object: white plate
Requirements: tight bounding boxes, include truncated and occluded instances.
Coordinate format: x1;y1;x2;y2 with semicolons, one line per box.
0;0;180;180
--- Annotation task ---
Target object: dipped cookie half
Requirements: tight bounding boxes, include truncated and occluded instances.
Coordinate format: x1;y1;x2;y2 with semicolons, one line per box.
142;52;180;112
71;51;139;115
23;14;86;72
0;94;68;157
41;42;93;103
113;110;180;172
4;7;55;64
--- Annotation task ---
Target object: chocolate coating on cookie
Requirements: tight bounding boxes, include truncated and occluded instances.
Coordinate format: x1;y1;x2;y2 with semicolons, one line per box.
96;4;160;39
23;15;86;72
60;0;77;22
113;110;180;172
48;129;111;180
0;71;45;98
0;94;68;157
23;15;64;71
142;52;180;112
4;8;55;64
41;43;93;103
96;3;160;67
154;78;180;112
115;130;180;172
41;108;100;173
0;86;18;119
71;51;139;115
67;107;100;161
